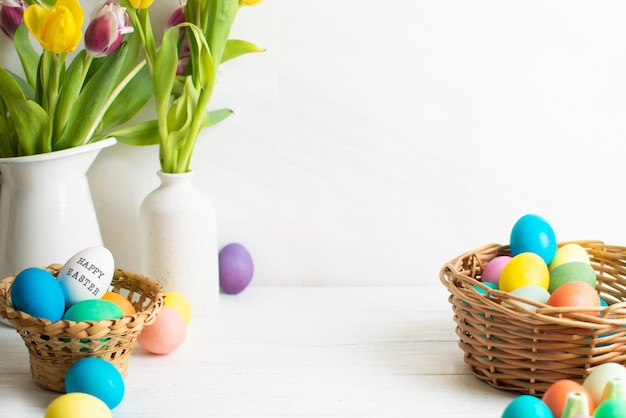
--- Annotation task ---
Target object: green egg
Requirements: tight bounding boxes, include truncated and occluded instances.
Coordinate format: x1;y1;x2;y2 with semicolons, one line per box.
548;261;597;293
63;299;124;322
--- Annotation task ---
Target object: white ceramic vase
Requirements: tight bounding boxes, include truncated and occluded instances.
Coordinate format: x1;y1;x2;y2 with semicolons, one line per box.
0;138;116;326
139;171;219;319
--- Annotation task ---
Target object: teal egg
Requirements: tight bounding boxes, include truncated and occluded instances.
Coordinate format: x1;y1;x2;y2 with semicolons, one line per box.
502;395;554;418
510;214;557;265
548;262;597;293
63;299;124;322
10;267;65;322
65;357;125;409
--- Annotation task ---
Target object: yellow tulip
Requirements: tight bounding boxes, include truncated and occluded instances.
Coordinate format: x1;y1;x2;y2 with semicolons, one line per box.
127;0;155;9
23;0;84;54
240;0;263;5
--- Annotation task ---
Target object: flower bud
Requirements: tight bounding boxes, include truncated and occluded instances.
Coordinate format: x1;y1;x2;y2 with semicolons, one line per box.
23;0;84;53
128;0;154;9
85;0;133;58
0;0;26;39
165;6;185;30
165;6;189;76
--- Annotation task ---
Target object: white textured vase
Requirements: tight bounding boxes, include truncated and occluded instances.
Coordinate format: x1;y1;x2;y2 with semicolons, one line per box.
0;138;116;279
139;171;219;319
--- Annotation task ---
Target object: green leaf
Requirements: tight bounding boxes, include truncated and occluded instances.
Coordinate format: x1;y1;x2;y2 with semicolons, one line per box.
205;108;233;127
54;44;129;150
53;50;87;140
0;99;16;157
153;26;181;138
106;120;160;146
7;70;35;100
13;25;39;89
222;39;265;63
101;63;152;130
0;68;51;155
184;23;214;89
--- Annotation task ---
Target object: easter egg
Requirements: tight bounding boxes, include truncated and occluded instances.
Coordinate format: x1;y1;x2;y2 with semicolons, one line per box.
65;358;124;409
549;243;591;271
548;262;597;293
219;243;254;295
482;256;512;286
583;363;626;406
63;299;124;322
10;267;65;322
546;281;600;316
499;252;550;293
164;291;191;324
508;285;550;311
137;307;186;354
542;379;594;418
44;393;112;418
101;291;136;316
57;246;114;306
502;394;554;418
593;398;626;418
510;214;557;265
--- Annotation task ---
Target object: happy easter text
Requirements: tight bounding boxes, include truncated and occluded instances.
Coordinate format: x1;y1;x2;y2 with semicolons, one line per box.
64;257;106;297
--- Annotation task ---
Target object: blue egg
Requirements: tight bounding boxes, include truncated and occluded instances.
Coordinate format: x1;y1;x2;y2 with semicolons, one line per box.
65;357;125;409
510;214;557;265
10;267;65;321
502;395;554;418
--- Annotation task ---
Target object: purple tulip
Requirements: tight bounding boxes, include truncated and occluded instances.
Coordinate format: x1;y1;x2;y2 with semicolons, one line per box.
0;0;26;40
85;0;133;58
166;6;186;30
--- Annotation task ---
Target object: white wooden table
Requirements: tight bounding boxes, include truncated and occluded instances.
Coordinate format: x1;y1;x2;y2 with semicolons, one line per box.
1;286;516;417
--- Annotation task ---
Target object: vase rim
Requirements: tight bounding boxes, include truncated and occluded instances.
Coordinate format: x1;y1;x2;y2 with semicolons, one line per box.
0;137;117;164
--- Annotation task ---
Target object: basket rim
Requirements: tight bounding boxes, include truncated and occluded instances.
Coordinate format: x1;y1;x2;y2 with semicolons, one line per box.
439;240;626;328
0;265;163;331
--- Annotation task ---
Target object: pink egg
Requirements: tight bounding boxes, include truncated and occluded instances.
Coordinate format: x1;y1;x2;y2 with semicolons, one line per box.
481;255;512;286
137;307;186;355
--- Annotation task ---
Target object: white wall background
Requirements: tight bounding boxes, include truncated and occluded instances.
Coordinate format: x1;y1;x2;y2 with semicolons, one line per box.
86;0;626;286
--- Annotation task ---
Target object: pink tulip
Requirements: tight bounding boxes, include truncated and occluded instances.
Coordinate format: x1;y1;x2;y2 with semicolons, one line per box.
85;0;133;58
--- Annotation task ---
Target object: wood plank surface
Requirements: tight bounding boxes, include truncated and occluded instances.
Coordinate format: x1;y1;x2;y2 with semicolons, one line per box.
0;286;516;417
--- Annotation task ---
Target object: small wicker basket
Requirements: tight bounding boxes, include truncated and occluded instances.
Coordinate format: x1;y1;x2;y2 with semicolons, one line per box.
440;241;626;396
0;264;164;393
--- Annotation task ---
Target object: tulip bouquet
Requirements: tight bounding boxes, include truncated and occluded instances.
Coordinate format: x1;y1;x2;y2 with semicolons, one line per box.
0;0;151;157
114;0;264;173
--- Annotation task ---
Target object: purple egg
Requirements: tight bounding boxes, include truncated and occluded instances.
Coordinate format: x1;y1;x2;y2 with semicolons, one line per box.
219;243;254;294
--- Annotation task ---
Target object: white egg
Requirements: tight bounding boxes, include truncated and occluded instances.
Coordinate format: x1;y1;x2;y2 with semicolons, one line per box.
57;246;115;306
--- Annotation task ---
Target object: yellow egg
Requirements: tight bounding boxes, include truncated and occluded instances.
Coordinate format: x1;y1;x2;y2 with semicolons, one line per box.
164;291;191;324
549;243;591;271
45;393;112;418
499;252;549;293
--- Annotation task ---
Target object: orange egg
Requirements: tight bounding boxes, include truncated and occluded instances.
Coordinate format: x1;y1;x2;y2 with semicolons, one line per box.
546;281;600;316
101;291;136;316
542;379;595;418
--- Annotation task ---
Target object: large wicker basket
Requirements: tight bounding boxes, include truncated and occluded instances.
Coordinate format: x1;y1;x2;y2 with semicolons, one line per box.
440;241;626;396
0;264;164;393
